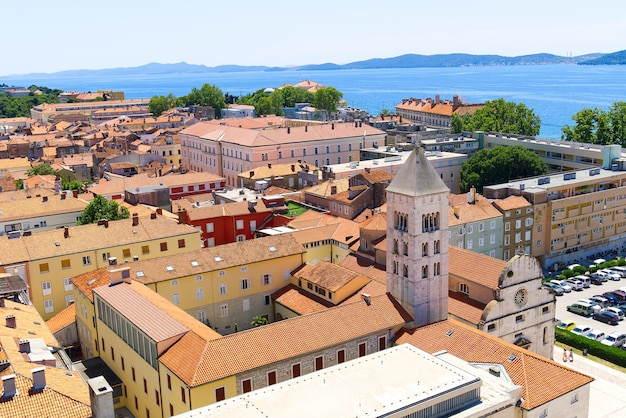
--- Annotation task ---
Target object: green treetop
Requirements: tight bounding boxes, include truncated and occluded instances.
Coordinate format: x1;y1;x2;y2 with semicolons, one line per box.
78;194;130;225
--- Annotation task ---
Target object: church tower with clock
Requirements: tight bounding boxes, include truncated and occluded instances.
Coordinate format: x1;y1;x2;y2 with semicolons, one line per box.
386;147;450;327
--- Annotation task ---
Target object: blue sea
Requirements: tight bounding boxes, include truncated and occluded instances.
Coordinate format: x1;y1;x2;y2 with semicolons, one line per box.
3;65;626;140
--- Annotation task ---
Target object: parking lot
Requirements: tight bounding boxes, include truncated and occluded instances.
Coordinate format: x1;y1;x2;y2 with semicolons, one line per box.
554;275;626;343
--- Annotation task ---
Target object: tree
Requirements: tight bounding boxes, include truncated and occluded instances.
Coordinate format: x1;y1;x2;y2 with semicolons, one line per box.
458;98;541;136
459;145;548;193
148;93;178;117
450;113;464;134
78;194;130;225
26;163;58;177
250;315;268;327
562;101;626;145
180;83;227;117
313;87;343;119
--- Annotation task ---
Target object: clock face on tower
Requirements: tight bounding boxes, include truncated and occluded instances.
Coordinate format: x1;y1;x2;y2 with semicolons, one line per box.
514;288;528;307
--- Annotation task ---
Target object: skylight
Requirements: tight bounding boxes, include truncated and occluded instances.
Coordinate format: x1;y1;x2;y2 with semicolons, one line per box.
269;246;277;252
166;265;174;272
507;354;517;362
87;277;97;286
191;260;199;267
136;271;145;278
214;256;223;262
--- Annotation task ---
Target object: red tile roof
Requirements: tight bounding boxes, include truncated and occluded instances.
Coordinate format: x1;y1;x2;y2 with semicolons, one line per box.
449;246;506;290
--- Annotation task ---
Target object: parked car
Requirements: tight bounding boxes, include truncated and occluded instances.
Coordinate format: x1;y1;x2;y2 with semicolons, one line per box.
568;263;582;271
600;331;626;347
556;320;576;330
608;289;626;302
613;304;626;315
609;266;626;278
594;258;607;266
591;272;609;284
577;298;602;313
600;269;621;281
567;301;595;316
593;310;620;325
602;307;625;321
590;295;611;308
574;275;591;288
590;274;606;285
571;325;593;336
542;282;564;296
586;329;606;341
550;280;572;292
564;278;584;291
602;293;621;305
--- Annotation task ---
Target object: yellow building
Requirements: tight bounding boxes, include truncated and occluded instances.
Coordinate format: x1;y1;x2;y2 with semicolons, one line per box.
0;212;201;320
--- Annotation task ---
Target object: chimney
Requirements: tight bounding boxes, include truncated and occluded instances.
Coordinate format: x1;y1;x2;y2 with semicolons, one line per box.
359;121;362;127
0;298;4;308
469;186;477;204
108;257;117;266
361;292;372;306
177;208;188;225
150;212;157;219
132;213;139;226
268;163;272;169
88;376;115;418
31;366;46;391
287;127;291;134
109;267;131;286
42;196;48;202
331;123;334;130
249;171;254;178
64;226;69;239
72;189;78;198
2;374;17;398
19;339;30;353
5;315;16;328
291;164;295;172
305;125;308;132
354;121;358;127
60;192;66;200
104;219;109;228
156;208;162;215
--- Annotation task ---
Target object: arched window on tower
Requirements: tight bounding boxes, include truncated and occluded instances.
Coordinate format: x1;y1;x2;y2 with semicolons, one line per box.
403;265;409;278
434;262;441;275
393;239;398;254
434;240;440;254
422;243;429;257
422;265;428;279
403;242;408;256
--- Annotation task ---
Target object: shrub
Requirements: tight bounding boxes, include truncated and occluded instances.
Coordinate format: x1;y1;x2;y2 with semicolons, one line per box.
562;269;576;278
618;259;626;267
573;265;587;274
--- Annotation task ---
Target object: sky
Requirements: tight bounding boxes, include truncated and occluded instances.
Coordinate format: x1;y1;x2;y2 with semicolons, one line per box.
2;0;625;76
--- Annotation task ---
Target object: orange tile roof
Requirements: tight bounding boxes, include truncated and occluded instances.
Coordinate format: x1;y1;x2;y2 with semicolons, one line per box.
492;195;532;212
71;269;112;302
87;171;225;196
272;284;333;315
0;372;91;418
357;169;394;184
359;212;387;231
449;246;506;290
447;295;484;325
303;178;349;197
45;302;76;334
396;319;593;410
292;261;366;292
448;194;502;226
159;293;411;386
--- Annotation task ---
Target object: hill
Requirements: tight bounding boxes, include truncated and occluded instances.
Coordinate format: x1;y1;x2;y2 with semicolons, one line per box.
579;50;626;65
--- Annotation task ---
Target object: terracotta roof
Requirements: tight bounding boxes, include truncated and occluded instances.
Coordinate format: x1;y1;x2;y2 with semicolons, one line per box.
160;293;412;386
386;148;449;197
272;284;333;315
0;194;87;222
292;261;366;292
303;178;350;197
117;234;305;285
448;194;502;226
492;195;532;212
239;162;318;180
447;294;485;325
359;212;387;231
206;115;286;130
0;372;91;418
340;279;387;305
175;199;273;221
87;171;225;196
396;319;593;410
0;214;198;265
357;169;394;184
45;302;76;334
0;188;55;203
449;246;507;290
71;269;111;302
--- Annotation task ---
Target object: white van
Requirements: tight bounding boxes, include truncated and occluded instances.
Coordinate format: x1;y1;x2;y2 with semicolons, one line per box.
610;266;626;278
575;275;591;288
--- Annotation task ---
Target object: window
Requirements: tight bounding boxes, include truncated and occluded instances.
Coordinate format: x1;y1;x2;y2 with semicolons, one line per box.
44;299;54;313
337;349;346;364
143;378;147;393
378;336;386;350
490;220;496;229
267;371;277;386
467;225;473;234
160;242;168;252
196;288;204;301
61;259;71;269
178;239;186;248
487;323;496;332
236;234;246;242
167;374;171;390
467;240;473;249
242;379;252;393
515;233;521;243
172;293;180;305
102;252;111;262
504;235;510;245
132;367;136;382
215;387;225;402
65;294;74;306
40;263;50;274
155;390;160;406
315;356;323;371
181;387;186;403
82;256;91;266
543;306;550;314
262;274;271;285
243;299;250;312
359;342;366;357
219;283;227;295
515;219;521;229
220;304;228;318
241;278;250;290
525;217;533;227
265;295;271;305
525;231;531;241
516;314;525;323
490;234;496;244
123;248;131;258
571;393;579;404
142;245;150;255
478;222;484;232
479;237;484;247
236;220;244;230
206;222;214;233
250;220;256;232
505;222;510;231
42;281;52;295
459;283;469;295
292;363;301;378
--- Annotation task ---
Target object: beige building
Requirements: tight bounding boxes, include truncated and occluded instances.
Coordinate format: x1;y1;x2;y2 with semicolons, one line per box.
179;121;387;187
483;167;626;269
447;247;556;359
492;195;534;260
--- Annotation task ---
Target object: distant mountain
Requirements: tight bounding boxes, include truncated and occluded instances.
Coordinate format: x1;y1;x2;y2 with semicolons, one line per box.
579;50;626;65
0;52;615;79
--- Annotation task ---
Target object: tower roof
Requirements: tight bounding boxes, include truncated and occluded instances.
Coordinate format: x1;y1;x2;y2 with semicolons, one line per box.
386;148;450;197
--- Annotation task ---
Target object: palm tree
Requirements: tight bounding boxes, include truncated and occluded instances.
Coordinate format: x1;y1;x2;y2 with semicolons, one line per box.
251;315;268;327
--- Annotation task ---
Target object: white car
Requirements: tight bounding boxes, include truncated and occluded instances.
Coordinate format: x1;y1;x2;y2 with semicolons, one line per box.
600;331;626;347
564;278;584;291
600;269;621;281
586;330;606;341
577;299;602;313
571;325;593;336
550;280;572;293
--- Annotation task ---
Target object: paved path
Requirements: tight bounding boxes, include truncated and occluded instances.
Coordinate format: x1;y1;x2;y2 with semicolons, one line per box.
553;346;626;417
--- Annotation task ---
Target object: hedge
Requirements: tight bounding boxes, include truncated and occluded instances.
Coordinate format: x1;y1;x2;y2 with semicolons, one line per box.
555;328;626;367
